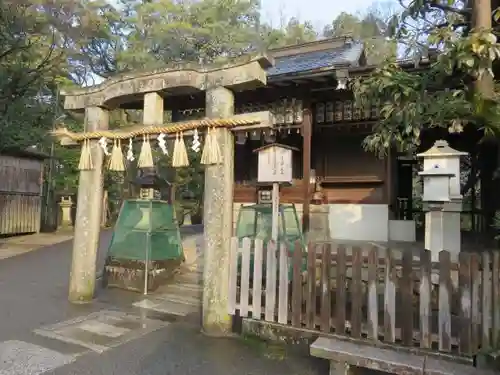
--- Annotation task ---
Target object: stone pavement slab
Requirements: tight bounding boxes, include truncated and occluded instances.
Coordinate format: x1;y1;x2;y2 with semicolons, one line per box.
0;231;74;260
0;340;76;375
34;310;169;354
47;322;327;375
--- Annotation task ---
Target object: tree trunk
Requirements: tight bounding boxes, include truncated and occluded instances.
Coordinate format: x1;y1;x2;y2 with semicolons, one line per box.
472;0;498;238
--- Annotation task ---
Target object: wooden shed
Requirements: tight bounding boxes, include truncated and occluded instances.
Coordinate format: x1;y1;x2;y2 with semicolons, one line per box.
0;148;48;235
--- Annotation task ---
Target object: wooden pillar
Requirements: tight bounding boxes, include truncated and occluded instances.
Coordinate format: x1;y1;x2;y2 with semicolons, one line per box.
472;0;495;234
302;107;312;233
68;106;109;303
202;86;234;336
385;148;392;218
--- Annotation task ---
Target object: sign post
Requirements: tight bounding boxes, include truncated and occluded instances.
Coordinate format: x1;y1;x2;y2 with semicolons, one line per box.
254;143;298;242
271;183;279;242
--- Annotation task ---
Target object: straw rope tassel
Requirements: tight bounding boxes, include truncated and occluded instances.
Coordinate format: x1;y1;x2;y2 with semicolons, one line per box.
172;133;180;167
213;128;222;164
172;132;189;167
200;128;211;165
108;139;125;172
178;132;189;166
201;127;222;165
78;139;94;170
138;135;154;168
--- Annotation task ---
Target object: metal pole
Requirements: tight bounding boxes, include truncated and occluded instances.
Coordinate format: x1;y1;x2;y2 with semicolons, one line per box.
144;199;152;295
144;233;150;295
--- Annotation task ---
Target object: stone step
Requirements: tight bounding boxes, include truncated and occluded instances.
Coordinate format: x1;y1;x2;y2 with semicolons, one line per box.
175;270;203;285
133;298;200;317
165;283;202;297
154;291;201;306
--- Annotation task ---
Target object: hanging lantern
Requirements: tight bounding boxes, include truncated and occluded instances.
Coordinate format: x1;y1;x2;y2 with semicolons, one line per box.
325;102;334;123
353;101;361;121
334;101;343;122
264;130;276;144
293;99;303;123
343;100;353;121
250;130;261;141
235;132;247;145
285;99;294;124
275;100;285;125
316;103;325;123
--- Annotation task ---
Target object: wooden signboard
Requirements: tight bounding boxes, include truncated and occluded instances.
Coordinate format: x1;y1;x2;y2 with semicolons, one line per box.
254;143;296;183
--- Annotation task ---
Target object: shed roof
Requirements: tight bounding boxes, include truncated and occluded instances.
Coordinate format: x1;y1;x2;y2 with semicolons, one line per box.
0;147;50;160
266;39;364;78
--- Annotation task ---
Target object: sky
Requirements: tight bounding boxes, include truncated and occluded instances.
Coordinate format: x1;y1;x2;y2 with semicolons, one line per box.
88;0;400;86
260;0;398;31
108;0;399;34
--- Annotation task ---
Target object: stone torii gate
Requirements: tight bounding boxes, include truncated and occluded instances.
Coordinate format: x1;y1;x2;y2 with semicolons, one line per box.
54;55;274;336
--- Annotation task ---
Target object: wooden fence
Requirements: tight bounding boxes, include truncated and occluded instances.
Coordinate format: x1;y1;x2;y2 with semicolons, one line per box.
0;153;44;235
228;237;500;357
0;192;41;234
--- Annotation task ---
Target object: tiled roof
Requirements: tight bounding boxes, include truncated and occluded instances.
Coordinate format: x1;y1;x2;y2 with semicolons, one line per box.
266;42;364;77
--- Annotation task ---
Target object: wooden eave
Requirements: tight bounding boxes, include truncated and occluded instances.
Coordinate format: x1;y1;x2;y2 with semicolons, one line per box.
348;58;433;77
252;143;300;153
266;63;351;88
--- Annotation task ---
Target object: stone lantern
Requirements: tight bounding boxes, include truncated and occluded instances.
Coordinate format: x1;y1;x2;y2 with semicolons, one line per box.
417;140;468;261
58;195;73;229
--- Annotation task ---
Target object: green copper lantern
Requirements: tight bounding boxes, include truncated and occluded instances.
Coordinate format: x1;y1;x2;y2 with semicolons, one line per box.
103;169;185;293
235;203;306;279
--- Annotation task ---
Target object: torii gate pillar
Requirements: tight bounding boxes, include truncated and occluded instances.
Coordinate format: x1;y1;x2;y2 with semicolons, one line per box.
69;106;109;303
202;86;235;336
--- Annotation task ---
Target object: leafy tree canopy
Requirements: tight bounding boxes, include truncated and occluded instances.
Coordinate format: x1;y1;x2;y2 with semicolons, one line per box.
0;0;393;196
354;0;500;156
323;2;398;64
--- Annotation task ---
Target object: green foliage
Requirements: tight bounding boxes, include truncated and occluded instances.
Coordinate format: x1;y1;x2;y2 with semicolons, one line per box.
0;3;59;151
52;113;84;192
0;0;395;194
323;3;397;64
264;18;317;48
114;0;320;71
354;1;500;156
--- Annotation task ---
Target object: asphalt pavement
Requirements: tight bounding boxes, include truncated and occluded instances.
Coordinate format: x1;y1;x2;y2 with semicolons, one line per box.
0;227;326;375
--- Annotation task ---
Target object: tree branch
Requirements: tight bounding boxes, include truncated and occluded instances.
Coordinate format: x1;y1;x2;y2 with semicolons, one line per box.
431;21;470;30
425;0;471;16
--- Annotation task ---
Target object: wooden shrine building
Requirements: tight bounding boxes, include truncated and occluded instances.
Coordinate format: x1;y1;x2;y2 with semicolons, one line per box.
62;36;431;244
227;36;419;242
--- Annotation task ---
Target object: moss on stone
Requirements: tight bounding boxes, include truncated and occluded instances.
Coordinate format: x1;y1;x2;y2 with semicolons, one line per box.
240;332;288;360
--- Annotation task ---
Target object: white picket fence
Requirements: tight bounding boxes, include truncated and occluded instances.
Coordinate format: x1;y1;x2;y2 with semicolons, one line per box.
228;237;293;324
228;237;500;356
